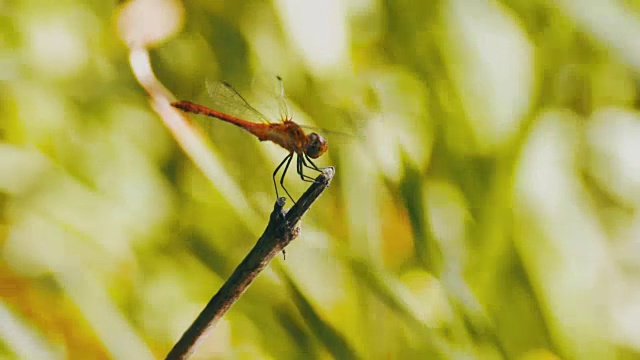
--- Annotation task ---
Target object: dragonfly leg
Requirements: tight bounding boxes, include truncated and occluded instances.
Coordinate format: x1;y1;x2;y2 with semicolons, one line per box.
296;154;316;183
279;153;296;203
303;155;324;172
273;153;293;199
298;155;324;184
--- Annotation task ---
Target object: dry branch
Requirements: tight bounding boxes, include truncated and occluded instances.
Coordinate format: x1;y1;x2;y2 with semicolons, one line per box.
165;167;334;360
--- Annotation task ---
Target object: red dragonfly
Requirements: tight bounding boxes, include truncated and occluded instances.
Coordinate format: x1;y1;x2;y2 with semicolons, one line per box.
171;77;328;202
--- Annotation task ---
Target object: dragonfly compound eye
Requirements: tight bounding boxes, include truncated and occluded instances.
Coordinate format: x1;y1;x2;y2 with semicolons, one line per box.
305;133;328;159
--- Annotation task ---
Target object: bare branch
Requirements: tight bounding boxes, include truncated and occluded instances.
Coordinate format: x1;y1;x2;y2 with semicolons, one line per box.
165;167;335;360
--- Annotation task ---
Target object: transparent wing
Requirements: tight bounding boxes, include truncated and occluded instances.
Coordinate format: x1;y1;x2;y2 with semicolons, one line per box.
250;75;291;123
298;105;368;145
205;80;272;124
276;76;291;121
298;124;366;146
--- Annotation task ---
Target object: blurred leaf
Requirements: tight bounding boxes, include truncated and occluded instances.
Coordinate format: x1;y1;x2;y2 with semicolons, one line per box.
280;271;360;360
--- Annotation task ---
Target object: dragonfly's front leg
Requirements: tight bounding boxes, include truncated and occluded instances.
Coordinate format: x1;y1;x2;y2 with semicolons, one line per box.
279;153;296;203
301;154;325;173
273;153;294;201
296;154;317;183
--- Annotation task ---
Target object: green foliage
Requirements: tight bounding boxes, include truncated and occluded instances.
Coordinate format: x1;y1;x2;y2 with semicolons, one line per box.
2;0;640;359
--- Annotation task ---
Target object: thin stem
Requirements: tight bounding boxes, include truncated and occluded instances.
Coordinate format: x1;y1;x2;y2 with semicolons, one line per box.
165;167;335;360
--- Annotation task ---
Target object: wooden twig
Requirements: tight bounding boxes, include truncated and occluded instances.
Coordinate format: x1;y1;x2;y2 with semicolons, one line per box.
165;167;335;360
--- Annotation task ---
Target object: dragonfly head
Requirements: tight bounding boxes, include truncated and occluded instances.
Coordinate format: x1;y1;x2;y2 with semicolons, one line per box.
305;132;328;159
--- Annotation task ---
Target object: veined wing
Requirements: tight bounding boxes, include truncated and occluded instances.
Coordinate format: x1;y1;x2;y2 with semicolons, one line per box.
298;107;368;145
297;123;365;152
276;76;291;121
299;124;366;143
205;80;273;124
248;75;294;123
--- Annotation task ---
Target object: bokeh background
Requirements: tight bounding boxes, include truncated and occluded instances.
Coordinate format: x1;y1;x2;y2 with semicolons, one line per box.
3;0;640;359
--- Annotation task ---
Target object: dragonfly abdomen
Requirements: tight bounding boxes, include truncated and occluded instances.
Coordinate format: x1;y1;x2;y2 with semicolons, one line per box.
171;101;309;155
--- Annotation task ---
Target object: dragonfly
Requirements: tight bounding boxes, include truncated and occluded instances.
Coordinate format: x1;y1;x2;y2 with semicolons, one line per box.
171;77;328;203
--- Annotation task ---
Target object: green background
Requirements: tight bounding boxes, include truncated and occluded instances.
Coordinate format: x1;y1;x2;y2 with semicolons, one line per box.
2;0;640;359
